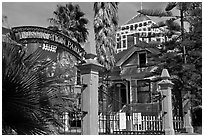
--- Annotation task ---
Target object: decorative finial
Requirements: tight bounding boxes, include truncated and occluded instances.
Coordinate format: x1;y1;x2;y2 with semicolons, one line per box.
161;69;170;79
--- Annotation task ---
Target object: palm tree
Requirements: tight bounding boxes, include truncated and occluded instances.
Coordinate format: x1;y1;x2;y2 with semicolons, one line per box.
93;2;119;70
2;35;75;134
93;2;119;134
49;3;89;43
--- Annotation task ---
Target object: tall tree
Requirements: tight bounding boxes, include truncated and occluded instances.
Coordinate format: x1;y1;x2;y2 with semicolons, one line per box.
138;2;191;64
49;3;89;43
94;2;119;70
138;2;202;116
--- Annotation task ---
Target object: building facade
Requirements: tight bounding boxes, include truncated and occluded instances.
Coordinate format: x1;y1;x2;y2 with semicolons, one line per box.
116;13;166;53
99;41;162;116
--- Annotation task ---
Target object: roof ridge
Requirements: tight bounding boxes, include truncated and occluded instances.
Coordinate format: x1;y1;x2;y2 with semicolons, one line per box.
123;13;140;26
123;13;151;26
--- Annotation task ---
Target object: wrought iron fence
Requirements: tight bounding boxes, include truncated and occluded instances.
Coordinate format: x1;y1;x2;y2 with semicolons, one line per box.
173;116;185;132
55;112;82;135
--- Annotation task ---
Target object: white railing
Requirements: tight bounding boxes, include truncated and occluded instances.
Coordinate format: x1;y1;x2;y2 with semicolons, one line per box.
98;113;163;133
99;113;184;134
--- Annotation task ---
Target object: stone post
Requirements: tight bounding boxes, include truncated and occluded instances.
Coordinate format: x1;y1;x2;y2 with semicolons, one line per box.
158;69;175;135
183;96;194;133
78;55;103;135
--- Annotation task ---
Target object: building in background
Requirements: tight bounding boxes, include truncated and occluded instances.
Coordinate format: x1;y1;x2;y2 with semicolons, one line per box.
116;13;166;53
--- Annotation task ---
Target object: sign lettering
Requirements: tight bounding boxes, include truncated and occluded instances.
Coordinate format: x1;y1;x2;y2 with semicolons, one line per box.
11;26;85;60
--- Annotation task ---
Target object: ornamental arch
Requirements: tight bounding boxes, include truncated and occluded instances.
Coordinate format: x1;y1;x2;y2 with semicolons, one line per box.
10;26;86;134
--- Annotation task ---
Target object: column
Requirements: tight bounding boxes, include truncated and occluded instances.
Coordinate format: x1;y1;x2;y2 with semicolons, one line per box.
78;57;103;135
158;69;175;135
116;84;122;110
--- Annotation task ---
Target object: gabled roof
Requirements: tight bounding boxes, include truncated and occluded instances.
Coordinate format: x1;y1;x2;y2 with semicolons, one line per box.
124;14;151;25
116;46;143;66
115;42;160;67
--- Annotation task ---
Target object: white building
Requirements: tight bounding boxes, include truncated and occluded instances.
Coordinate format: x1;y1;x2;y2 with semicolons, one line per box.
116;13;166;53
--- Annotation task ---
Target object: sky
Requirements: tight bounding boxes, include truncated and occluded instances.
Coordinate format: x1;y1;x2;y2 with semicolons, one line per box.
2;1;174;51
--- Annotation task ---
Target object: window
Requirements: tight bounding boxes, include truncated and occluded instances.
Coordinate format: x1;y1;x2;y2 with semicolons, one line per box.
144;22;147;26
143;28;146;31
117;43;121;48
135;24;138;29
76;70;81;85
122;35;126;39
139;52;146;67
130;25;133;30
142;32;146;37
122;40;126;48
137;79;151;103
148;27;151;31
139;23;142;27
156;38;160;42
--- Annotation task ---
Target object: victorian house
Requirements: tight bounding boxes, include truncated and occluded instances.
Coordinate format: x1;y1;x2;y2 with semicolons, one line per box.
100;14;166;116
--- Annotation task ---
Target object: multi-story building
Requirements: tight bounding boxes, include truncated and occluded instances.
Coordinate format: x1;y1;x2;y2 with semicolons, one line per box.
116;13;166;53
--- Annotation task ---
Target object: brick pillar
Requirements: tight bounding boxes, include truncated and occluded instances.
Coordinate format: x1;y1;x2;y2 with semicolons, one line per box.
158;69;175;135
78;57;103;135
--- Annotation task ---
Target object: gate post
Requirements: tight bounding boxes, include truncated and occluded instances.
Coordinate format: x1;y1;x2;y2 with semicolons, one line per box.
78;54;103;135
183;97;194;133
158;69;175;135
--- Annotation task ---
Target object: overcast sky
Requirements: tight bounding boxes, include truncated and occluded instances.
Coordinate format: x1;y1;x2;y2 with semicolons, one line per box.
3;2;175;48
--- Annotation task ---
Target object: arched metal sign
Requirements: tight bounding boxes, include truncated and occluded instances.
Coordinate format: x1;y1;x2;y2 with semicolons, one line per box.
11;26;86;61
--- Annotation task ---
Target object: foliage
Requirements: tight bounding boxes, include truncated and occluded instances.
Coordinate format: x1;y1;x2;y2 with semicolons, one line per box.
94;2;119;70
2;36;77;134
137;2;202;114
49;3;89;43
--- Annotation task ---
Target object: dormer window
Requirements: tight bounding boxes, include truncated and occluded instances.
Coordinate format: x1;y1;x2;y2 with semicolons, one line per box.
138;52;147;67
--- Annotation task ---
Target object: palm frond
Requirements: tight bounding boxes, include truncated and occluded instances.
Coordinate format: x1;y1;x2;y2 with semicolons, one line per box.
2;39;77;134
165;2;177;11
94;2;118;70
49;3;89;43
